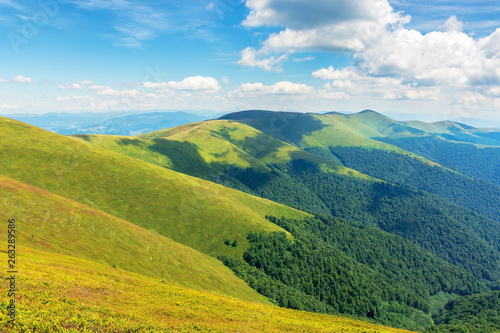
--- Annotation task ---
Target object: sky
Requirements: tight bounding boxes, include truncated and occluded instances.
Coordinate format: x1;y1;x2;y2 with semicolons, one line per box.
0;0;500;122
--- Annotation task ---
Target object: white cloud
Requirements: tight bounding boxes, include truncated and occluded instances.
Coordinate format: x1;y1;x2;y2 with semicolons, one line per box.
292;56;315;62
0;104;19;109
169;76;221;91
222;76;230;84
88;85;109;90
0;0;24;11
238;47;288;72
312;67;361;80
13;75;32;83
354;23;500;88
241;0;409;59
317;66;444;101
58;80;94;90
240;0;500;115
144;76;221;91
442;15;464;33
236;81;314;95
56;95;95;102
0;77;8;83
97;88;142;97
486;86;500;97
243;0;402;30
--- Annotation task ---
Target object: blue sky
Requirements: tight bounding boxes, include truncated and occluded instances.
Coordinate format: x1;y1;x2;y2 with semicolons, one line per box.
1;0;500;122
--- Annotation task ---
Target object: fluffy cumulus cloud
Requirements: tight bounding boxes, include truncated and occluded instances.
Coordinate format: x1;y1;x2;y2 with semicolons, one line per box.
238;47;289;72
353;26;500;88
53;76;225;112
59;80;94;89
314;66;444;101
97;88;142;97
13;75;32;83
240;0;500;116
246;0;500;119
236;81;314;94
240;0;409;70
143;76;221;91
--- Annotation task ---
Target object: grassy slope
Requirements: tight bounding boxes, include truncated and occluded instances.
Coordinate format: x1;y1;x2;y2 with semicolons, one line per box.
72;119;374;180
0;117;309;258
0;174;268;303
218;110;439;165
0;248;415;333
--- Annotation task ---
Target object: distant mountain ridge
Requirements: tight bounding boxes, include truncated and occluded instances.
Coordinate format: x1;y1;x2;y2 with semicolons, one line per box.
3;110;207;135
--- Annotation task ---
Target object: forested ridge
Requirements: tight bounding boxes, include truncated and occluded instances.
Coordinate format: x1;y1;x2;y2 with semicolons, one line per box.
328;145;500;223
210;159;500;282
220;215;486;330
376;136;500;186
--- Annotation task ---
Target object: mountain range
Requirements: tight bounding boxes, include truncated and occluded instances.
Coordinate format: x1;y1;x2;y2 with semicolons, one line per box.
1;109;500;332
3;110;208;136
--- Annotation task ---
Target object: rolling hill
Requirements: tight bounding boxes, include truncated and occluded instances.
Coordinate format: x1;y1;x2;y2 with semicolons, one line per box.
0;116;309;259
73;119;371;180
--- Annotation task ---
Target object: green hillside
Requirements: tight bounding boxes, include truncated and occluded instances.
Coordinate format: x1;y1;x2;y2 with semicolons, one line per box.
0;116;309;259
0;248;415;332
72;119;371;180
0;174;268;303
219;110;439;164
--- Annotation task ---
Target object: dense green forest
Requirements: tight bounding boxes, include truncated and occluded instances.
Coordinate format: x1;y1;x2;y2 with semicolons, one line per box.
209;160;500;282
220;215;486;330
377;136;500;186
327;145;500;223
424;290;500;332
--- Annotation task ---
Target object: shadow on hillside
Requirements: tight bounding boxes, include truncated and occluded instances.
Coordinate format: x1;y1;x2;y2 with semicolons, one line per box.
118;138;238;178
118;138;142;146
221;110;328;146
73;134;93;142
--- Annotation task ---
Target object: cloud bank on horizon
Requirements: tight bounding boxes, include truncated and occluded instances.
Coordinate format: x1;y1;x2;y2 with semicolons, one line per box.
0;0;499;122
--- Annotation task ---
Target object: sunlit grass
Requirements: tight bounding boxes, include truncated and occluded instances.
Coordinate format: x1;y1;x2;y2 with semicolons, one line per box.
0;174;269;303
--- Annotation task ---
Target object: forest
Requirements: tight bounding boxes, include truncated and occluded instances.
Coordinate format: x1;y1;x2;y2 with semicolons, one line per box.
209;159;500;283
376;136;500;186
220;215;487;330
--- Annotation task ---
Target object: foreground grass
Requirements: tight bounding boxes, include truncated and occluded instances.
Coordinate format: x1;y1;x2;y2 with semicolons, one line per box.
0;174;268;303
0;248;414;333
